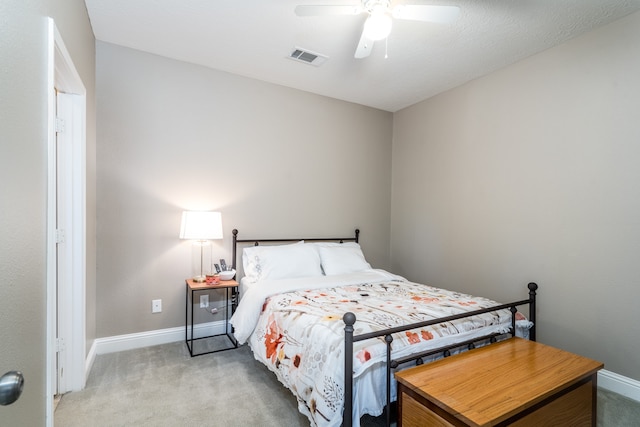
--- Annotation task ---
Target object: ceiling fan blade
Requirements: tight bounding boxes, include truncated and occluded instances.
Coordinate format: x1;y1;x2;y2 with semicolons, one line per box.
354;30;374;59
392;5;460;23
295;5;363;16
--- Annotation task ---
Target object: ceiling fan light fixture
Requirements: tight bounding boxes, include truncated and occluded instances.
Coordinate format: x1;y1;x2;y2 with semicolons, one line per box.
363;11;392;41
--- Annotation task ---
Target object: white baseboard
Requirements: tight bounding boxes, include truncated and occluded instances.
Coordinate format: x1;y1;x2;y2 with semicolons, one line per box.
88;326;640;405
598;369;640;402
84;339;97;386
93;321;228;355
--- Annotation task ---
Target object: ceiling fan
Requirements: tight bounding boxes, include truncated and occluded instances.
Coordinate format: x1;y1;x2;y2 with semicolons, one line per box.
294;0;460;59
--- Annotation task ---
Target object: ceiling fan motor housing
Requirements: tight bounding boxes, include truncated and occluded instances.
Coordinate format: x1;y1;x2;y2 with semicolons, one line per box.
364;0;391;13
363;0;393;41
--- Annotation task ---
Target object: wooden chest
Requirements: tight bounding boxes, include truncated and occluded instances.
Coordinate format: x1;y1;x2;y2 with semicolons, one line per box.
394;337;603;426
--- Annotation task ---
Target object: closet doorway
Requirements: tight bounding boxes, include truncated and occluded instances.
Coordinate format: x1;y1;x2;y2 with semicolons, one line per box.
46;19;87;425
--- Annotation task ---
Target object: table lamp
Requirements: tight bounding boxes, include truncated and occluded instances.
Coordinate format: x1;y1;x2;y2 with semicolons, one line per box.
180;211;223;282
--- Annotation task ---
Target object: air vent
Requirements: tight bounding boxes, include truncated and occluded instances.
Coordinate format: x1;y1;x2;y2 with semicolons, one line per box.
288;47;328;67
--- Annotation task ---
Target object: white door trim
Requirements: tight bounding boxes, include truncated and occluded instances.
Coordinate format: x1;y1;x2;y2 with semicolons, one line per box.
46;18;87;426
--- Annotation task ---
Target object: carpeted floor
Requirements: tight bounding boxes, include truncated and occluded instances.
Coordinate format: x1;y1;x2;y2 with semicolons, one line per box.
55;340;640;426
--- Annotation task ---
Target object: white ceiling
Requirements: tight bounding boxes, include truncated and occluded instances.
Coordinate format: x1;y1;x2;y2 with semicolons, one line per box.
84;0;640;112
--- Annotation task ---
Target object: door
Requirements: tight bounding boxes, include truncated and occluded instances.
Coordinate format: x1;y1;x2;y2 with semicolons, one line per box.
51;90;86;397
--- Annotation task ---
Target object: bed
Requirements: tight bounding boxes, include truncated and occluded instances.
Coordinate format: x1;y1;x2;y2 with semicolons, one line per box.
229;229;537;427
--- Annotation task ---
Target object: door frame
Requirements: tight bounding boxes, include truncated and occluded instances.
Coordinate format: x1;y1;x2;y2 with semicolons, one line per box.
46;18;87;425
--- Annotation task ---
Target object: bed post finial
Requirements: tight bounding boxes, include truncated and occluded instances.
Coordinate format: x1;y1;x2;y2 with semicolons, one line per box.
344;312;356;327
343;312;356;427
355;229;360;243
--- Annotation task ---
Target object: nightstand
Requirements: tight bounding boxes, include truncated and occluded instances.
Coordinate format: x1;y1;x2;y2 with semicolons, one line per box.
185;278;239;357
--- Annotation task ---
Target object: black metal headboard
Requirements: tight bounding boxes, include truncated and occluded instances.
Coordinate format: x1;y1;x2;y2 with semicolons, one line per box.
231;228;360;272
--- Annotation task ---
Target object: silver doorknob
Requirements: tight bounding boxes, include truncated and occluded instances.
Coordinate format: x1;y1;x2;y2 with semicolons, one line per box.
0;371;24;406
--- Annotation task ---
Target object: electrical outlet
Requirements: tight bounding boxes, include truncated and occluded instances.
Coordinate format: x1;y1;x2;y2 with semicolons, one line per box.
200;294;209;308
152;299;162;313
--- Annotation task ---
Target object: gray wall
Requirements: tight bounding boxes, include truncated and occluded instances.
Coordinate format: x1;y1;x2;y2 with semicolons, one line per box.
0;0;95;424
391;11;640;380
96;42;392;337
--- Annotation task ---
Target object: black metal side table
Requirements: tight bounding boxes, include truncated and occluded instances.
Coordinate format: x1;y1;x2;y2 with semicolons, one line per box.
185;278;238;357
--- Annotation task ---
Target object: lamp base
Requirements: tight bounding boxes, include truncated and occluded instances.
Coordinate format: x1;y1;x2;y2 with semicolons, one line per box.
192;275;206;283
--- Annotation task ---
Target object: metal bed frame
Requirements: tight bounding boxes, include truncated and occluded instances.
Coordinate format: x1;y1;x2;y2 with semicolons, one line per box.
231;229;538;427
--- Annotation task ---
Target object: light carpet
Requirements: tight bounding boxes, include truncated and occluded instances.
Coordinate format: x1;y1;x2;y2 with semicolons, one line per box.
55;340;640;426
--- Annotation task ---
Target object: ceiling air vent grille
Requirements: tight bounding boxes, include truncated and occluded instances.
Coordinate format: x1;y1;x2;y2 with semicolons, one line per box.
288;47;328;67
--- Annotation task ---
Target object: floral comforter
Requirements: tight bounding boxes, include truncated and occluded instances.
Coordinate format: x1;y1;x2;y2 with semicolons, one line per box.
230;270;528;427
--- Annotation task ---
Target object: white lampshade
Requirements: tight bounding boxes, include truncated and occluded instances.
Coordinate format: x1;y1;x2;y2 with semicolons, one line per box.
363;11;392;41
179;211;223;241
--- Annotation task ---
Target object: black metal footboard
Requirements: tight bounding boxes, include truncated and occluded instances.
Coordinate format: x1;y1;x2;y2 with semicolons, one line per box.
342;282;539;427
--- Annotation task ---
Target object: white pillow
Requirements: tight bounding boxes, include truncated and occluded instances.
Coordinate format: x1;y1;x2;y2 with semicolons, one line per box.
317;243;371;275
242;241;322;283
311;241;360;248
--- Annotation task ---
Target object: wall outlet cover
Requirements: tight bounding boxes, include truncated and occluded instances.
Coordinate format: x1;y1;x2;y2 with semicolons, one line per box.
200;294;209;308
152;299;162;313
